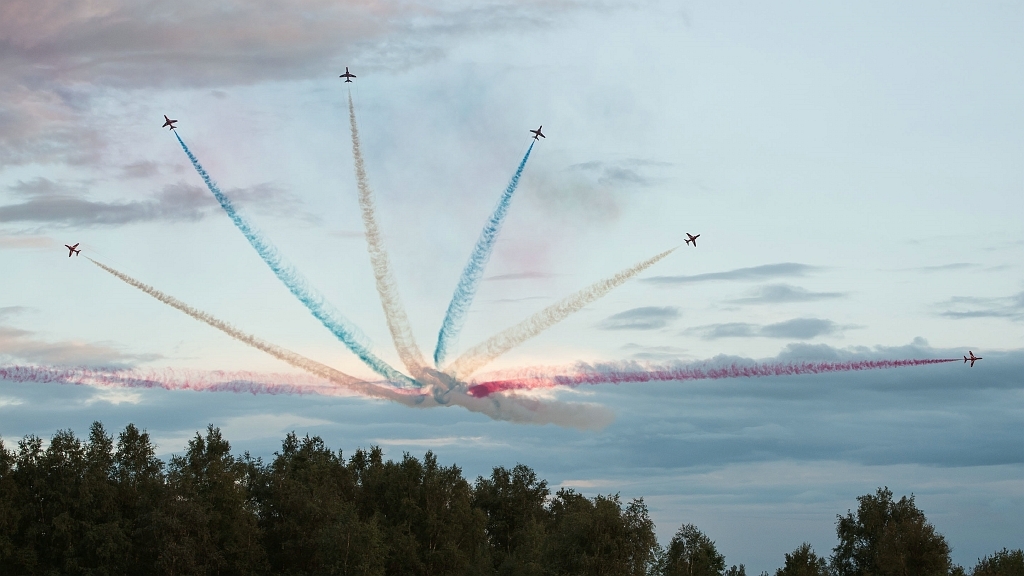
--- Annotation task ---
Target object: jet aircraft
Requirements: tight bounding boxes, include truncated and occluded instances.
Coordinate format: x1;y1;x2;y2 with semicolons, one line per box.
530;125;545;140
685;233;700;247
65;243;81;257
162;115;178;130
965;351;982;367
340;67;356;82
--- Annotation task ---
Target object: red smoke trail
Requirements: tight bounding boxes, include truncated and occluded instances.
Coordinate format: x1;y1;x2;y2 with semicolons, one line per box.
467;358;960;398
0;365;424;399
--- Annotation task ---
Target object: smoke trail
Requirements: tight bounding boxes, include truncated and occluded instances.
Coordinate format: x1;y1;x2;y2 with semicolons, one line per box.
434;141;536;368
467;358;961;397
0;363;611;429
347;92;428;380
446;247;677;378
85;257;411;402
173;132;412;387
0;364;407;398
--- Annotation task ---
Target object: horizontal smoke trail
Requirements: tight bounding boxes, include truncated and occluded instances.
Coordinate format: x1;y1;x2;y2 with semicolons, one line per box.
0;364;611;429
86;257;411;402
172;132;413;387
434;140;536;368
467;358;961;397
348;92;427;379
446;247;677;379
0;364;413;398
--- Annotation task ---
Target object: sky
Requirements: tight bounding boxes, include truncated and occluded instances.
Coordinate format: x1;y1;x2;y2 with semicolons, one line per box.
1;0;1022;572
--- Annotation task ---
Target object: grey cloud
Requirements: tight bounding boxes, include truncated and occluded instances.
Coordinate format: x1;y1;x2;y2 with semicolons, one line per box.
0;0;595;166
568;158;672;188
621;343;690;361
938;292;1024;321
485;272;555;281
0;234;54;250
0;181;306;227
0;324;155;367
600;306;680;330
690;317;843;340
121;161;160;179
729;284;846;305
914;263;978;272
644;263;819;285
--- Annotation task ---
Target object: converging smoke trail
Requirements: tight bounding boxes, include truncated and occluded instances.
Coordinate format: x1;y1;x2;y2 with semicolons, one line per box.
434;141;536;368
467;358;961;397
172;132;412;387
347;92;428;380
86;257;411;402
446;247;677;379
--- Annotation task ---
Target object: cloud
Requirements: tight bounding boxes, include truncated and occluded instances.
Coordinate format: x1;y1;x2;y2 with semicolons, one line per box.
0;179;307;226
0;0;593;166
938;292;1024;321
620;343;690;361
485;271;555;281
729;284;846;305
568;158;672;187
644;263;819;285
0;323;154;367
600;306;680;330
0;234;54;250
689;317;843;340
121;161;160;179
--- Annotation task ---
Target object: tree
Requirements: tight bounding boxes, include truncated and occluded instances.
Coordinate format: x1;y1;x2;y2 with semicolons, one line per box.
0;439;19;567
473;464;550;576
159;424;266;575
544;489;658;576
832;487;953;576
115;423;166;574
971;548;1024;576
775;543;828;576
662;523;725;576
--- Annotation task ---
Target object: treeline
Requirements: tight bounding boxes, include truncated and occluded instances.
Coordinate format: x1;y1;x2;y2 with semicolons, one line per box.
0;423;1019;576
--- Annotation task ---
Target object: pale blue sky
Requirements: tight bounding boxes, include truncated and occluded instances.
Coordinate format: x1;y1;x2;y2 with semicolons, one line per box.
1;1;1022;571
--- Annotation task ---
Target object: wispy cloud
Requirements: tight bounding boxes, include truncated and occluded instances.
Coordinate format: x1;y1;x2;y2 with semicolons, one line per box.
729;284;845;305
938;292;1024;321
485;271;555;281
568;158;672;187
644;263;819;286
600;306;680;330
0;0;595;166
0;324;155;367
0;179;307;227
0;234;54;250
688;317;845;340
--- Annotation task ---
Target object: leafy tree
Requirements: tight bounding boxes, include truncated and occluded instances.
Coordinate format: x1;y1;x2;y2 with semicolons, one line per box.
832;487;953;576
474;464;550;576
159;424;266;575
726;565;747;576
0;438;19;567
256;432;384;575
545;489;658;576
775;543;828;576
115;423;166;573
662;523;726;576
971;548;1024;576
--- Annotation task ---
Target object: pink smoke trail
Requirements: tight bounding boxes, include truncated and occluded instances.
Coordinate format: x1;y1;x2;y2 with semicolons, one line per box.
467;358;960;397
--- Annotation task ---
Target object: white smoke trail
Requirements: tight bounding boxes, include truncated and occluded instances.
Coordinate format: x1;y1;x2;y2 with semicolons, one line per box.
86;257;411;403
347;92;428;380
446;248;677;379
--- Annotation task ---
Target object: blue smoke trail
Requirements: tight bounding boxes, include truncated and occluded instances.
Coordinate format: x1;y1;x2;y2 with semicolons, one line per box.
173;132;414;387
434;141;535;367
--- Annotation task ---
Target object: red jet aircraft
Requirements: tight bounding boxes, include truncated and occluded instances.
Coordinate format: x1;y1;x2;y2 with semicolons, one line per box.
340;67;356;82
529;125;545;140
965;351;982;367
65;243;81;257
685;233;700;247
162;115;178;130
